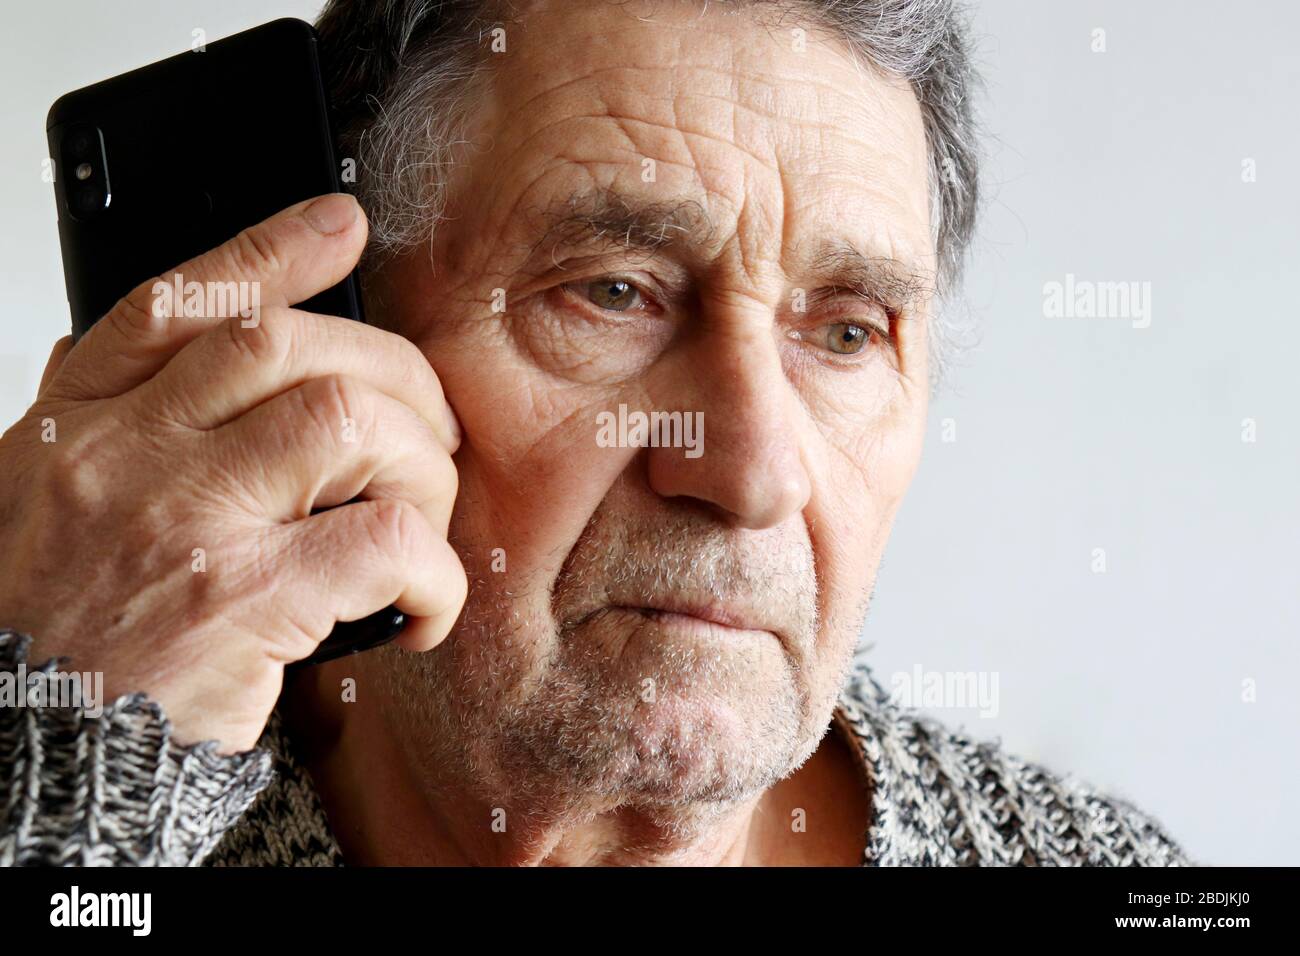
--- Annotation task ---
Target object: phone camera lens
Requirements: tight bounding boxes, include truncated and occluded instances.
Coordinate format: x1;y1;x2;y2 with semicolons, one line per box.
69;129;94;157
71;184;105;217
60;125;110;222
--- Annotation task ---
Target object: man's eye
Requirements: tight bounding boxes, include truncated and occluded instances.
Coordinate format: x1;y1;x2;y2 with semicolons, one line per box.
825;323;871;354
584;278;642;312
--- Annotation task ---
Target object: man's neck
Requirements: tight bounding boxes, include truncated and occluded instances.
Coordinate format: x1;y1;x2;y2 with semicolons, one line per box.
280;667;870;866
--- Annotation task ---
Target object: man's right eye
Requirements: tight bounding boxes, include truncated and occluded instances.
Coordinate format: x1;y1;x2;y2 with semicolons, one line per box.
579;277;643;312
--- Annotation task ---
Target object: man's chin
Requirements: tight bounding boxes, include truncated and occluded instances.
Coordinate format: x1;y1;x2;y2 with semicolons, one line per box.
604;690;806;805
491;618;812;805
379;600;821;809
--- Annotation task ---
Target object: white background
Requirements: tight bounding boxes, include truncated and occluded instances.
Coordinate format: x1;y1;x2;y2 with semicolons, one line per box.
0;1;1296;864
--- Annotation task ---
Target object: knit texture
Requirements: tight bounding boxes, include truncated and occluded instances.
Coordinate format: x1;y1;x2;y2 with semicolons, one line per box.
0;631;273;865
835;662;1191;866
0;630;1192;866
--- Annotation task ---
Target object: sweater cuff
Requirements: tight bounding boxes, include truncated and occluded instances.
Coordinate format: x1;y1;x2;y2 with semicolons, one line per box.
0;629;275;866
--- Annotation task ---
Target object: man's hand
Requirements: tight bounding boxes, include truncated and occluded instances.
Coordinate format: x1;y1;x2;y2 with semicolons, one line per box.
0;194;466;752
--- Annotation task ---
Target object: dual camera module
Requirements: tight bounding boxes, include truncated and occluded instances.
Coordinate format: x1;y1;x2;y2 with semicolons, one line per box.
59;124;111;221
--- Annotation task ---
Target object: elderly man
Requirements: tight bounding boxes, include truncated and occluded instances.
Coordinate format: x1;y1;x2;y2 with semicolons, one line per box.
0;0;1187;866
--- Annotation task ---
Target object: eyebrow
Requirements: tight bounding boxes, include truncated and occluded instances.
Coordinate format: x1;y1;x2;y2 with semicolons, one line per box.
526;188;716;265
803;240;934;309
523;187;933;308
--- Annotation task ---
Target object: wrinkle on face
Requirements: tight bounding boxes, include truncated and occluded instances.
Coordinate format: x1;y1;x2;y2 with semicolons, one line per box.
360;0;936;855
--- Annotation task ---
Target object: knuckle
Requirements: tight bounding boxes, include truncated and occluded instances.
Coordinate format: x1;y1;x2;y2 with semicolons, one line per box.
298;374;373;446
228;222;284;278
131;375;198;433
109;278;171;336
47;433;109;517
222;307;293;368
365;498;423;559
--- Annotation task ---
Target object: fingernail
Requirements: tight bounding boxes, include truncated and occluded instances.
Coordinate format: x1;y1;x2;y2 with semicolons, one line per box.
304;193;358;235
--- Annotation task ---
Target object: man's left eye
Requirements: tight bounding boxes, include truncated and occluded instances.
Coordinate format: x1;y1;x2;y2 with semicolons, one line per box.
825;323;871;354
583;278;642;312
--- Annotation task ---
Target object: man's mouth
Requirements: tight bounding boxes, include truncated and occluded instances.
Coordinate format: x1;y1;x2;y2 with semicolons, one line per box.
606;599;776;639
558;575;796;647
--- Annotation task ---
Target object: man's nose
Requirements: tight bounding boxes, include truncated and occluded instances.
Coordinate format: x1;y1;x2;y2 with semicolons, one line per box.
645;322;811;529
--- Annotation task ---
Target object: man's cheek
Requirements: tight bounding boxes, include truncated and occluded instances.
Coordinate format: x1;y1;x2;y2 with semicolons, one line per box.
449;380;640;577
806;419;919;621
813;485;889;602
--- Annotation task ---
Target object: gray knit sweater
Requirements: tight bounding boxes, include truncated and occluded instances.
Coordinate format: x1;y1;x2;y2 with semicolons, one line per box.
0;630;1192;866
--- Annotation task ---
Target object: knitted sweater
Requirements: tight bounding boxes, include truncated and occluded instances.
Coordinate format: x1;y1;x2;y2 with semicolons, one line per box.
0;630;1192;866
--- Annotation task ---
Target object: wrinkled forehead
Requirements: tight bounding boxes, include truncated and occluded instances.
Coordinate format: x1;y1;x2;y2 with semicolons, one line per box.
446;0;935;281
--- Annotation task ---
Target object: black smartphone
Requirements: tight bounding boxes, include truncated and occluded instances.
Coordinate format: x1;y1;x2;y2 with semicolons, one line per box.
46;18;404;665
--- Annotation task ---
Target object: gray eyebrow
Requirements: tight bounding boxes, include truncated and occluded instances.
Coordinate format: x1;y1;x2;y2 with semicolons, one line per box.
525;188;716;266
523;188;933;308
803;239;934;309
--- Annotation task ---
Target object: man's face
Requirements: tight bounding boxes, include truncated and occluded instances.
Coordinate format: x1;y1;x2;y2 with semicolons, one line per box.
367;0;933;811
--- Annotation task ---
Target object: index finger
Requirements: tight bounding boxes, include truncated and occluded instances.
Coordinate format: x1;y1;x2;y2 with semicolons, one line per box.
51;193;366;401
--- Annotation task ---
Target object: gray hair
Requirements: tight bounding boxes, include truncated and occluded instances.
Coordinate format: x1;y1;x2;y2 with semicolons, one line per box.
316;0;980;368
